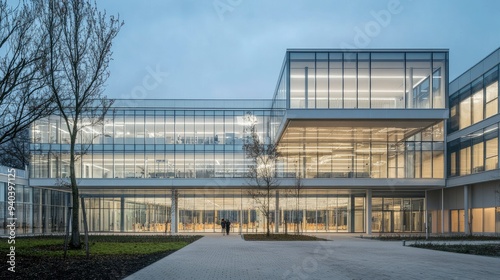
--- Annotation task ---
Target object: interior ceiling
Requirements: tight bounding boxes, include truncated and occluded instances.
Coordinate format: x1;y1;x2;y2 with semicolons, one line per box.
279;119;439;144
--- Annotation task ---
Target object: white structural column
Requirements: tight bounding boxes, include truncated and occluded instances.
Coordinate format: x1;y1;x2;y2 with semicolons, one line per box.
171;189;178;234
120;196;125;232
464;185;470;235
441;188;445;234
275;191;279;233
239;194;243;235
366;189;372;235
425;190;428;239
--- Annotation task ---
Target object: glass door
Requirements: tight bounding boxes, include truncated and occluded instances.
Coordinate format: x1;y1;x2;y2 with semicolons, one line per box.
372;211;382;232
383;211;392;232
394;211;402;232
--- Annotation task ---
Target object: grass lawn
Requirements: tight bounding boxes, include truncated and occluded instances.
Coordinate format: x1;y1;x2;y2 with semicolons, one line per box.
243;234;327;241
0;235;202;280
2;235;196;257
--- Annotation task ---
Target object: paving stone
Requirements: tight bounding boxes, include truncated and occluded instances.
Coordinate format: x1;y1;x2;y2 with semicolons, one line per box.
125;233;500;280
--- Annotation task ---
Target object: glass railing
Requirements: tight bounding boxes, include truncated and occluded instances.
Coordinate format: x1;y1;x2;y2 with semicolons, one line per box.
112;99;274;109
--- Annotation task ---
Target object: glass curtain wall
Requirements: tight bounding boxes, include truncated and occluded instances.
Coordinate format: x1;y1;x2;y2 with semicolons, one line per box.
449;65;499;134
31;108;271;179
279;122;445;179
448;123;499;177
72;189;431;233
0;184;68;235
32;111;446;180
288;51;447;109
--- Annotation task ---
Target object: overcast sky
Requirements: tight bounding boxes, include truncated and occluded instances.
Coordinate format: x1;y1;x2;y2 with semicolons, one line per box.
99;0;500;100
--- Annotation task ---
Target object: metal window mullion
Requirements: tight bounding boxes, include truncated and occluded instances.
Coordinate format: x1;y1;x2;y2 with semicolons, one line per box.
287;52;291;109
368;52;372;109
403;53;407;108
342;53;344;109
305;67;309;108
430;53;434;108
315;53;317;109
356;53;359;109
328;53;330;108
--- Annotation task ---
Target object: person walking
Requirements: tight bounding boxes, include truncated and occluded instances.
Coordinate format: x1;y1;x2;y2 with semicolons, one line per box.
225;219;231;235
221;218;226;236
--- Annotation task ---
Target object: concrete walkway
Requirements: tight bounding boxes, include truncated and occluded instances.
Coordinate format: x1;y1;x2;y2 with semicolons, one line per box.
125;233;500;280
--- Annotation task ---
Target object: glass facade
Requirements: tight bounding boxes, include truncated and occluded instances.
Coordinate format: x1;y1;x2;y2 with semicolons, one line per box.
31;104;274;180
279;121;444;179
75;189;428;234
448;124;498;177
0;176;68;235
31;113;445;180
80;189;372;233
286;50;447;109
447;61;500;177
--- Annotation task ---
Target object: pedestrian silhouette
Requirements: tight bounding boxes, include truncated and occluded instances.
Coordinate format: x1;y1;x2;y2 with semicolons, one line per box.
225;219;231;235
221;218;226;236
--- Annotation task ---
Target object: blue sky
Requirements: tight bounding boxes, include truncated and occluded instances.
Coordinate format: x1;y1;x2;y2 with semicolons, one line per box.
99;0;500;100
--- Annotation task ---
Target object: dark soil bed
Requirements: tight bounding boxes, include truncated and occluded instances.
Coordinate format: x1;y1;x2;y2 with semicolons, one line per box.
410;243;500;257
1;251;175;280
243;234;326;241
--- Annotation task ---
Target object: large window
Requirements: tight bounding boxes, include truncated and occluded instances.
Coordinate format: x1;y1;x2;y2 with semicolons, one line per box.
459;95;471;129
450;152;457;176
459;146;471;176
472;142;484;173
463;207;496;234
486;81;498;118
290;52;314;108
472;88;484;124
485;138;498;171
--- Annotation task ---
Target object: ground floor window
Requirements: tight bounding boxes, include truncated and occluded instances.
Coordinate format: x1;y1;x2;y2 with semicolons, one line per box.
371;198;425;233
1;187;434;234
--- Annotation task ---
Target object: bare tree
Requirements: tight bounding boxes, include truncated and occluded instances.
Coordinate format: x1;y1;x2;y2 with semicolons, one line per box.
39;0;122;248
293;164;304;234
0;1;55;145
281;166;303;235
0;129;30;169
243;113;280;236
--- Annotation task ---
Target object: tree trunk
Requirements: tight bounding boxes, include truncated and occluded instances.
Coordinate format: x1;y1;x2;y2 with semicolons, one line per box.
266;189;271;236
69;129;80;248
296;192;300;234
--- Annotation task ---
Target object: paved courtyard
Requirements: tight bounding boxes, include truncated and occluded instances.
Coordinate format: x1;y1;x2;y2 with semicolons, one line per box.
125;233;500;280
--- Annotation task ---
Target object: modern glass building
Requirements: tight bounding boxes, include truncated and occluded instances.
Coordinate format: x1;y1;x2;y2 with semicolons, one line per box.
4;48;498;235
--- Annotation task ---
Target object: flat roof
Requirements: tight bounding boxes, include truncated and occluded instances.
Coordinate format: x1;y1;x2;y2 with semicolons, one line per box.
449;47;500;92
286;48;449;53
